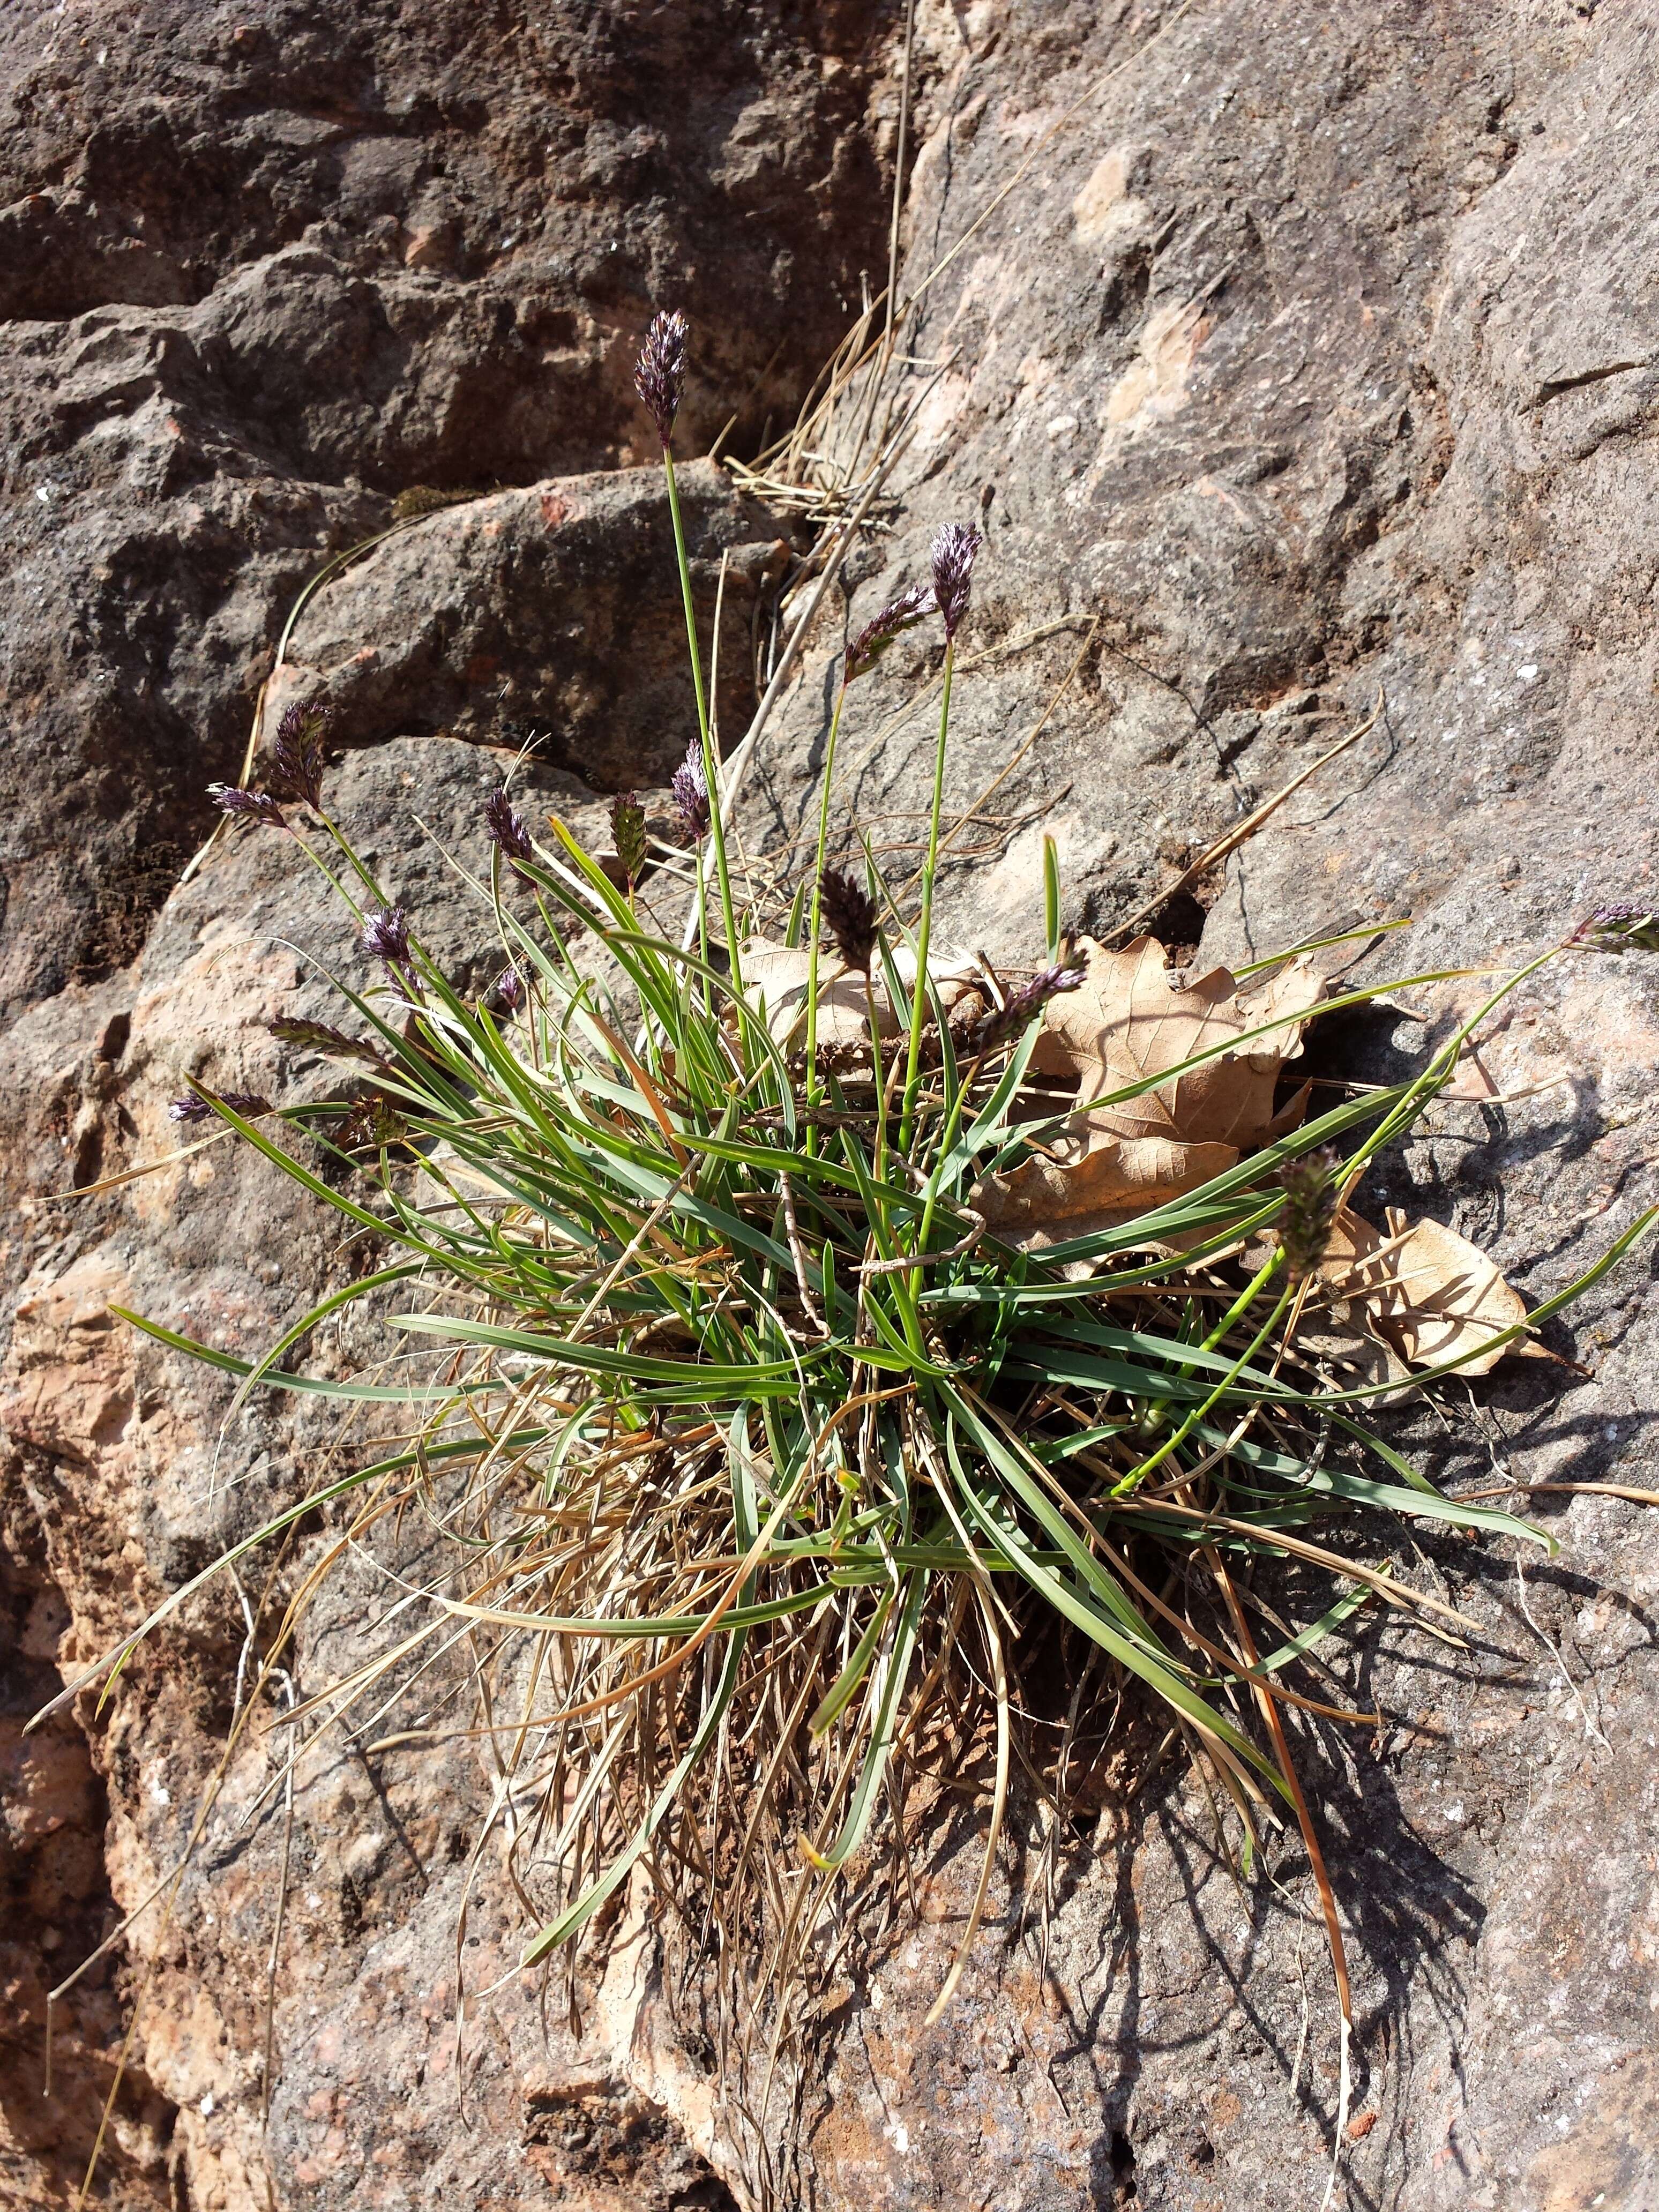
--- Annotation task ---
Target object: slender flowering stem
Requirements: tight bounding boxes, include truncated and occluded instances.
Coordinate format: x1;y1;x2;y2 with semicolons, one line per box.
662;452;711;743
312;808;393;909
913;966;1084;1260
1114;1252;1292;1497
248;704;392;911
900;640;955;1159
803;680;851;1139
661;447;742;992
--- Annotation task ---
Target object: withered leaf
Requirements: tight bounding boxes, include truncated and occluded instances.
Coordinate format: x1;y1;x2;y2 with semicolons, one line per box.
1034;935;1323;1148
739;940;886;1051
973;1129;1237;1250
977;936;1324;1247
737;939;982;1054
1317;1206;1530;1377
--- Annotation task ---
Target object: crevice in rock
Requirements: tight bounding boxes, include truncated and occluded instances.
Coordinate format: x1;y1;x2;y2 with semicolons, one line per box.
0;1463;181;2210
521;2076;739;2212
1538;360;1647;403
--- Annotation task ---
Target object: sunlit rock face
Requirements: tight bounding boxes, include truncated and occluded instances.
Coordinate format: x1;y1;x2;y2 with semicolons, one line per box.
5;4;1659;2207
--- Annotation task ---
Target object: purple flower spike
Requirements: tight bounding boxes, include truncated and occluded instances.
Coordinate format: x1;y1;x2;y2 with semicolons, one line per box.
484;787;534;870
269;1017;388;1069
1276;1144;1342;1283
929;521;983;643
271;700;332;811
362;906;412;968
495;963;525;1013
169;1090;273;1124
966;962;1084;1054
209;783;287;830
1570;901;1659;953
818;866;879;973
845;582;937;684
671;741;711;842
634;309;689;447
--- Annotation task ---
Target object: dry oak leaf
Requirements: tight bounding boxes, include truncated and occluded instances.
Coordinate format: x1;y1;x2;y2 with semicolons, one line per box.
739;939;886;1052
1317;1205;1530;1377
737;939;981;1053
977;936;1324;1247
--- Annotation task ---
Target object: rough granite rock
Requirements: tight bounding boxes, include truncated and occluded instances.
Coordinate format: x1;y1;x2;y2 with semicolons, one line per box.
4;2;1659;2209
0;0;890;1019
263;461;794;789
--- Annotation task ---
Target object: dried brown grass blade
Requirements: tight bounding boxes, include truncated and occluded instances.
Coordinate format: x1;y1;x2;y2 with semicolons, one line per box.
1518;1481;1659;1507
1107;687;1385;945
1122;1497;1479;1635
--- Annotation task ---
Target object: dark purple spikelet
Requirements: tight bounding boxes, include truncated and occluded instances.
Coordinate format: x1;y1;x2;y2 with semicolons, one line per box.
634;309;689;446
484;787;534;870
929;521;983;642
671;742;711;842
495;963;525;1014
269;1017;388;1068
335;1093;408;1154
362;905;412;968
271;700;331;811
168;1090;273;1124
1275;1144;1341;1283
966;962;1085;1053
610;791;648;888
818;866;879;972
844;582;938;684
1570;901;1659;953
208;783;287;830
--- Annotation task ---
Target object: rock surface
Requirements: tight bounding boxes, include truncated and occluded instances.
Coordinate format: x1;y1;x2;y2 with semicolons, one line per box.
5;2;1659;2209
0;0;887;1017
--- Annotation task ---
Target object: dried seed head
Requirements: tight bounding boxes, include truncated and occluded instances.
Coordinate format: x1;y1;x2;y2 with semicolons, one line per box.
208;783;287;829
966;962;1085;1053
671;742;711;842
845;582;937;684
362;905;412;968
269;1016;388;1068
271;700;332;811
1570;901;1659;953
610;791;648;888
168;1090;273;1124
818;866;879;972
634;308;689;446
1275;1145;1341;1283
929;521;983;642
334;1093;408;1154
484;787;534;869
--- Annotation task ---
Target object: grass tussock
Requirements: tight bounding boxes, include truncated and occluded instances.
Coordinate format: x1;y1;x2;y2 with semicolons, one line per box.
42;309;1657;2202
